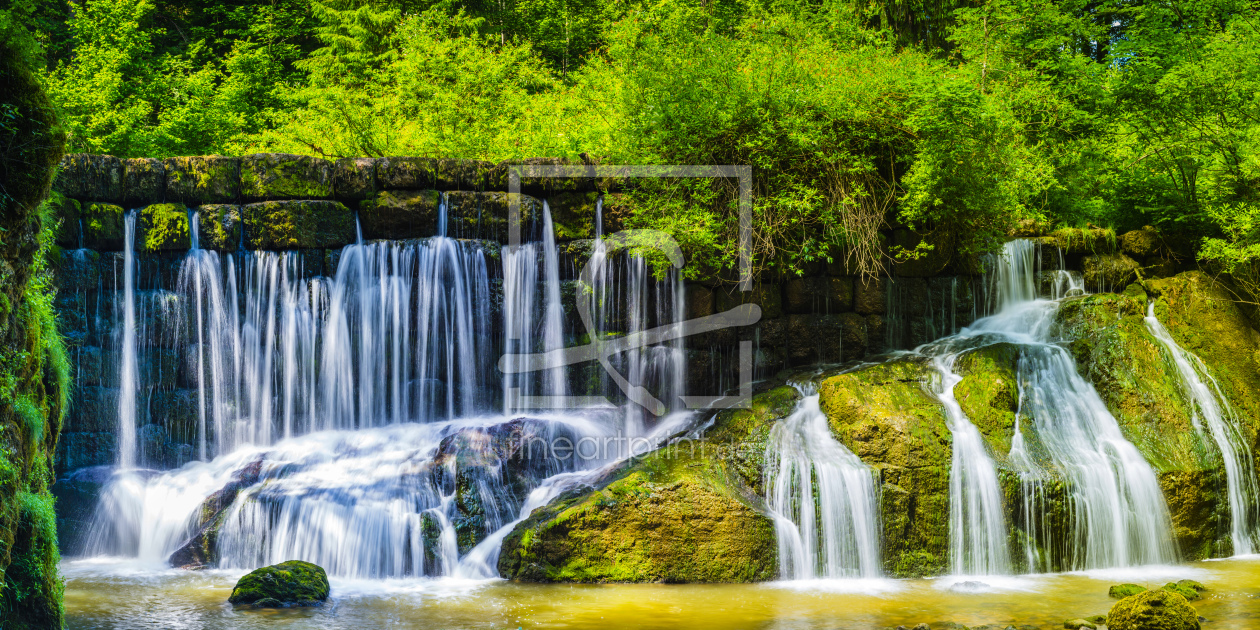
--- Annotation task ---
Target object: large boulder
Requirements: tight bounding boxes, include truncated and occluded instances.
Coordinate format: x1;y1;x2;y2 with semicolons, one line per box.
1081;253;1140;290
497;386;799;583
819;358;952;576
239;153;333;201
242;200;355;249
1106;589;1200;630
228;560;330;607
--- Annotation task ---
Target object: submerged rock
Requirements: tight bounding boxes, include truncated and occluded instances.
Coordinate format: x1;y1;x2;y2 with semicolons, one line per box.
1110;583;1148;598
1162;581;1202;601
1107;589;1200;630
228;560;330;607
1063;620;1096;630
168;459;263;569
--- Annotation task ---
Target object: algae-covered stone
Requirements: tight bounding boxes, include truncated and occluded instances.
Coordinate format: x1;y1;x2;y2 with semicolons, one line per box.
716;283;782;320
243;200;354;249
82;202;125;250
122;157;165;206
854;277;886;315
333;157;377;199
138;203;190;251
1106;589;1200;630
228;560;329;606
819;358;951;576
952;342;1021;458
1110;583;1147;598
1162;582;1201;601
377;156;438;190
240;153;333;201
444;190;541;242
164;156;240;204
1176;579;1206;593
195;205;241;251
54;153;124;201
498;385;800;583
358;190;439;239
1064;619;1096;630
1121;226;1162;258
1082;253;1139;290
497;445;778;583
546;192;599;240
1048;227;1117;255
1054;289;1227;559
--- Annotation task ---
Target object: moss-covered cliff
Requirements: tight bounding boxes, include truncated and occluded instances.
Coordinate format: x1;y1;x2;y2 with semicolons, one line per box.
0;38;70;628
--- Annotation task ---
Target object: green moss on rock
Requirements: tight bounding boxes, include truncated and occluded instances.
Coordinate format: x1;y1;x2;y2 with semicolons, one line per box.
228;560;330;606
358;190;438;240
953;342;1021;458
195;205;241;251
240;153;333;201
1106;589;1200;630
819;358;951;576
164;156;240;204
139;203;190;251
243;200;354;249
1161;582;1201;601
1110;583;1147;598
497;385;803;583
82;202;124;250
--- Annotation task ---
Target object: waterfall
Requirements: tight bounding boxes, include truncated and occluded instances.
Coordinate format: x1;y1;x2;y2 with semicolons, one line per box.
764;383;882;579
117;211;139;469
928;351;1012;575
1146;303;1260;555
920;239;1176;573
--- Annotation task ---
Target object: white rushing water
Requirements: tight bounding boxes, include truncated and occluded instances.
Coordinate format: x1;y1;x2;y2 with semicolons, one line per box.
1145;303;1260;555
89;202;694;579
764;383;882;579
117;211;139;468
920;239;1176;573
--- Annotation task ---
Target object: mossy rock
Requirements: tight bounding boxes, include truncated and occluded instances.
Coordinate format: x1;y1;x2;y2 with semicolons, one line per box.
1176;579;1206;593
44;190;82;248
1106;589;1200;630
194;204;241;251
1082;253;1140;290
1048;227;1117;255
1054;289;1227;559
139;203;190;251
498;445;778;583
818;358;952;576
1110;583;1147;598
122;157;165;206
1063;619;1096;630
82;202;125;250
358;190;439;239
952;342;1021;459
240;153;333;201
496;385;802;583
243;200;355;249
1161;582;1201;601
546;192;599;240
445;191;542;242
228;560;329;606
164;156;240;204
53;153;122;201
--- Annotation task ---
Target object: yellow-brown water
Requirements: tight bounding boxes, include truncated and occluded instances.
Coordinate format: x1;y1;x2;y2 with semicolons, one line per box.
65;557;1260;629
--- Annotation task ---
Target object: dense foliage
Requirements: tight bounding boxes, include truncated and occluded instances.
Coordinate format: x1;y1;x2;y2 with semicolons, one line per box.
3;0;1259;283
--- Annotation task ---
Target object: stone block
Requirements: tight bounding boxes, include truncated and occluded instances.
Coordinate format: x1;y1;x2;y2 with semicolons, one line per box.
193;204;242;251
56;432;117;473
46;191;83;248
54;154;124;201
839;312;868;361
853;277;886;315
359;190;439;239
377;156;439;190
545;192;599;240
685;284;714;320
243;200;355;249
445;191;541;242
716;282;782;320
82;202;126;250
334;158;377;200
122;157;165;206
892;228;952;277
164;156;240;204
71;386;119;433
240;153;334;201
139;203;190;251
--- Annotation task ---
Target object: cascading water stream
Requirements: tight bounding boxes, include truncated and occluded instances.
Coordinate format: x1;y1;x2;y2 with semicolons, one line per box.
764;382;882;579
89;203;695;580
117;210;139;469
921;239;1176;572
1146;303;1260;555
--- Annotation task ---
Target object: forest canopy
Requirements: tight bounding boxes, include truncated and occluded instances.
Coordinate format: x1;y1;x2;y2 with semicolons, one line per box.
2;0;1258;284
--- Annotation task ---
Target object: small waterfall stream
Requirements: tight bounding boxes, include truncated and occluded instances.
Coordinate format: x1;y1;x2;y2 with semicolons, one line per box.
764;383;882;579
117;211;139;468
1146;304;1260;555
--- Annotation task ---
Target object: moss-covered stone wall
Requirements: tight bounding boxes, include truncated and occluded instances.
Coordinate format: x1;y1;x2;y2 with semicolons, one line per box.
0;38;70;629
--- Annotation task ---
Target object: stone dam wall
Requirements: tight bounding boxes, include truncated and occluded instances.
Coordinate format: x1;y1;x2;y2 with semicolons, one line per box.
46;153;1193;475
